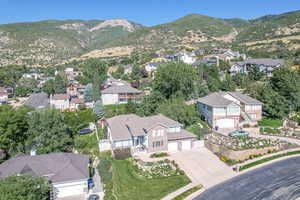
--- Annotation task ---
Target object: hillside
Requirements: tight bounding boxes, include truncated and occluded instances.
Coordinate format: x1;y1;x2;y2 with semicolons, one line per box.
0;19;143;67
0;10;300;67
104;14;236;50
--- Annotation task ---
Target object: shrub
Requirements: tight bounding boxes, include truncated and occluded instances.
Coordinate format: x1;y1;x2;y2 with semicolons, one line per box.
258;118;283;128
243;124;250;128
150;152;169;158
113;148;131;160
98;159;112;183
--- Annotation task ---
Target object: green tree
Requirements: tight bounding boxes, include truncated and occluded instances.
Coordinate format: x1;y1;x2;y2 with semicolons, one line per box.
42;79;55;95
84;83;94;103
112;66;125;79
25;109;73;154
54;73;68;93
156;97;200;126
130;65;142;80
15;78;38;97
0;105;31;161
221;74;237;91
153;62;200;99
219;60;231;72
79;59;107;86
248;65;265;81
0;175;50;200
258;85;290;118
93;100;105;119
125;99;138;114
137;91;166;116
271;68;300;111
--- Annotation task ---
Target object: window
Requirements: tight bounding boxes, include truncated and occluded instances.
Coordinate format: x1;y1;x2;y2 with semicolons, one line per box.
152;130;156;136
227;105;240;114
152;141;164;148
250;114;257;119
245;105;261;111
168;127;180;133
214;107;226;114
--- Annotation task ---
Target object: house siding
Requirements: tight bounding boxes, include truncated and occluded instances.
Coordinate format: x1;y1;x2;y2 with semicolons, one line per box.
147;125;168;153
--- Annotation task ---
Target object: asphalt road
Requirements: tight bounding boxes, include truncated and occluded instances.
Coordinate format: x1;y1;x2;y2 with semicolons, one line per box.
194;156;300;200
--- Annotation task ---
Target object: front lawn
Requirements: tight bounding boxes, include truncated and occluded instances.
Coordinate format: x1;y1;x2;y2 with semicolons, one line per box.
258;118;283;128
112;159;190;200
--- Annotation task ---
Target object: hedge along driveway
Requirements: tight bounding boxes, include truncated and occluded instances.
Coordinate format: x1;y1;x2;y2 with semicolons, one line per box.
112;159;190;200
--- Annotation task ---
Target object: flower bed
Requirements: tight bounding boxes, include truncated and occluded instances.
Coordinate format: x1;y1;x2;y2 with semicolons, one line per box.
133;159;185;179
239;150;300;171
150;152;169;158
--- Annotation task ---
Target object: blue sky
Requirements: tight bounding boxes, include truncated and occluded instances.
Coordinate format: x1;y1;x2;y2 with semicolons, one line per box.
1;0;299;26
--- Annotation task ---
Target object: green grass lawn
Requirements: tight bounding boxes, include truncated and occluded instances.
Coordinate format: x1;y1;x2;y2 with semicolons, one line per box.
258;118;283;128
74;132;99;155
111;159;190;200
186;120;210;139
172;184;202;200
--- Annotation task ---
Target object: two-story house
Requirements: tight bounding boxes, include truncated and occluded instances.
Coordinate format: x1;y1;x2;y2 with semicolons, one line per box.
197;91;263;129
230;58;284;76
106;114;197;153
101;84;142;105
50;94;71;110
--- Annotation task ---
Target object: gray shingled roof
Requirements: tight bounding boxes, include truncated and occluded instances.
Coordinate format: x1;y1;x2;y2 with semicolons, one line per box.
198;92;234;107
101;85;141;94
228;92;263;105
0;153;89;183
106;114;187;141
198;91;262;107
245;58;284;66
24;93;50;109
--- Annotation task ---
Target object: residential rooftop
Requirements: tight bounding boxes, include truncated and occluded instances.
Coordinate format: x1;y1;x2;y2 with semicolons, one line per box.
0;153;89;183
106;114;184;140
101;85;141;94
198;91;263;107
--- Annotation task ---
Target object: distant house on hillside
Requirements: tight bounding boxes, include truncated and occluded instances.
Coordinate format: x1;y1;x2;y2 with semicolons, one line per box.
165;51;197;64
230;58;284;76
145;62;166;77
101;83;142;105
24;93;50;109
50;94;70;110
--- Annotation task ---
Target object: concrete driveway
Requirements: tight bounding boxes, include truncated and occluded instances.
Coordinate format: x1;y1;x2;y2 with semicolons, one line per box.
169;148;236;188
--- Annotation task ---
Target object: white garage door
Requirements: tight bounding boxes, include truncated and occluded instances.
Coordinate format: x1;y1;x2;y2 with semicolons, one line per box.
55;182;86;198
181;140;191;150
168;142;178;152
216;118;235;128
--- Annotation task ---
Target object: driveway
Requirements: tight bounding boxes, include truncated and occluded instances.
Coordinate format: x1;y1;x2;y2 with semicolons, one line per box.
194;156;300;200
169;148;236;188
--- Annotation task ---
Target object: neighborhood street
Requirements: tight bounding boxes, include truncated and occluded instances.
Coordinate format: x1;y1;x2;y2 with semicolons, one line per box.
194;156;300;200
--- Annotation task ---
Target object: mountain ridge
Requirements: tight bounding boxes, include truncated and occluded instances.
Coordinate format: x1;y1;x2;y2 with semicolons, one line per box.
0;9;300;67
